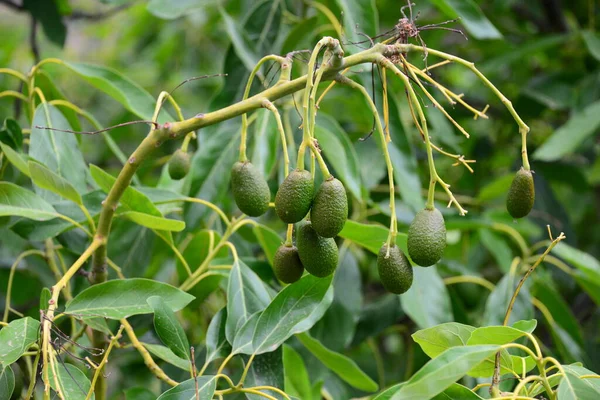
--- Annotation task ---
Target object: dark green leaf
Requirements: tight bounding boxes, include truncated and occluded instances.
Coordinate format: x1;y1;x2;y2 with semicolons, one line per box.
0;142;30;177
484;270;533;326
557;370;600;400
253;224;282;266
143;343;190;371
283;345;313;400
0;118;23;150
551;242;600;286
23;0;66;47
430;0;501;40
205;308;231;364
245;347;285;400
65;278;195;319
297;332;378;392
124;387;157;400
0;364;15;400
148;296;190;360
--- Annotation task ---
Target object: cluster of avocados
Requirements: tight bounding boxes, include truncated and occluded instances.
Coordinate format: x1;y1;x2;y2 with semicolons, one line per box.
230;162;348;284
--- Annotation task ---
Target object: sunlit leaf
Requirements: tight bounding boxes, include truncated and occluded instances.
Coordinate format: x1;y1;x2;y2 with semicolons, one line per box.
0;317;40;365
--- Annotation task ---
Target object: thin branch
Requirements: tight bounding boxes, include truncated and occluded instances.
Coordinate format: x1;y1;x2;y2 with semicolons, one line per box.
68;4;132;21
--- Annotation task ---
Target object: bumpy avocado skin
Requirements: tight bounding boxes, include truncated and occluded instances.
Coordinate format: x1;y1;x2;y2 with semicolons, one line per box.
310;177;348;238
168;149;191;180
230;161;271;217
275;169;314;223
407;207;446;267
377;244;413;294
273;244;304;284
296;220;338;277
506;167;535;219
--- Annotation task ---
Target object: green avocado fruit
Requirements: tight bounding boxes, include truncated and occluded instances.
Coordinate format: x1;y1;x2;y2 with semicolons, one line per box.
377;243;413;294
296;220;338;277
506;167;535;219
273;244;304;284
310;177;348;238
168;149;191;180
230;161;271;217
407;207;446;267
275;169;314;223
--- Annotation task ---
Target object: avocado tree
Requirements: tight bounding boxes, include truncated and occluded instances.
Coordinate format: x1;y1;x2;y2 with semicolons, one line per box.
1;1;599;400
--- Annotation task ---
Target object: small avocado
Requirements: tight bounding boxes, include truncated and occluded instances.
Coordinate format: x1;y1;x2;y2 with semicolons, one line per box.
275;169;314;223
310;177;348;238
407;207;446;267
296;220;338;277
230;161;271;217
273;244;304;284
168;149;191;180
506;167;535;219
377;243;413;294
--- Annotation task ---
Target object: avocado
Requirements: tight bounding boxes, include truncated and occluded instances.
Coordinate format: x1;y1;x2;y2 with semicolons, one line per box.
296;220;338;277
230;161;271;217
377;243;413;294
168;149;191;180
506;167;535;219
310;177;348;238
407;207;446;267
275;169;314;223
273;244;304;284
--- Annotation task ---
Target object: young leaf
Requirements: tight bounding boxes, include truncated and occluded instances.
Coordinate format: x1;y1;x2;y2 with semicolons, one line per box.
389;345;500;400
339;220;408;254
65;278;195;319
48;363;94;400
156;376;217;400
401;267;453;329
147;296;190;361
226;259;271;344
412;322;475;358
0;182;58;221
119;211;185;232
297;332;378;392
29;104;89;194
466;325;530;346
205;308;231;365
0;142;29;177
251;275;333;355
0;317;41;365
143;343;190;371
28;161;83;205
283;345;313;400
0;364;15;400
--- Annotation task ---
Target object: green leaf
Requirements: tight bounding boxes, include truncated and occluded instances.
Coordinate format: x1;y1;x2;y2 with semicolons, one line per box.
533;100;600;161
29;104;89;195
412;322;475;358
551;242;600;286
0;182;58;221
335;0;378;54
432;383;484;399
467;325;530;346
29;161;83;205
119;211;185;232
429;0;502;40
61;62;170;123
0;364;15;399
484;269;533;326
205;308;231;364
148;296;190;360
226;259;272;343
0;118;23;150
244;348;285;400
389;346;500;400
251;109;279;180
297;332;378;392
479;229;513;272
157;376;217;400
283;345;313;400
251;275;334;355
90;165;162;216
219;7;260;72
0;142;30;177
143;343;190;371
124;387;157;400
582;30;600;61
65;278;195;319
339;220;408;254
253;224;282;266
0;317;40;365
315;114;363;202
40;287;51;312
23;0;66;47
557;370;600;400
401;267;453;329
48;363;94;400
232;311;262;354
146;0;204;19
